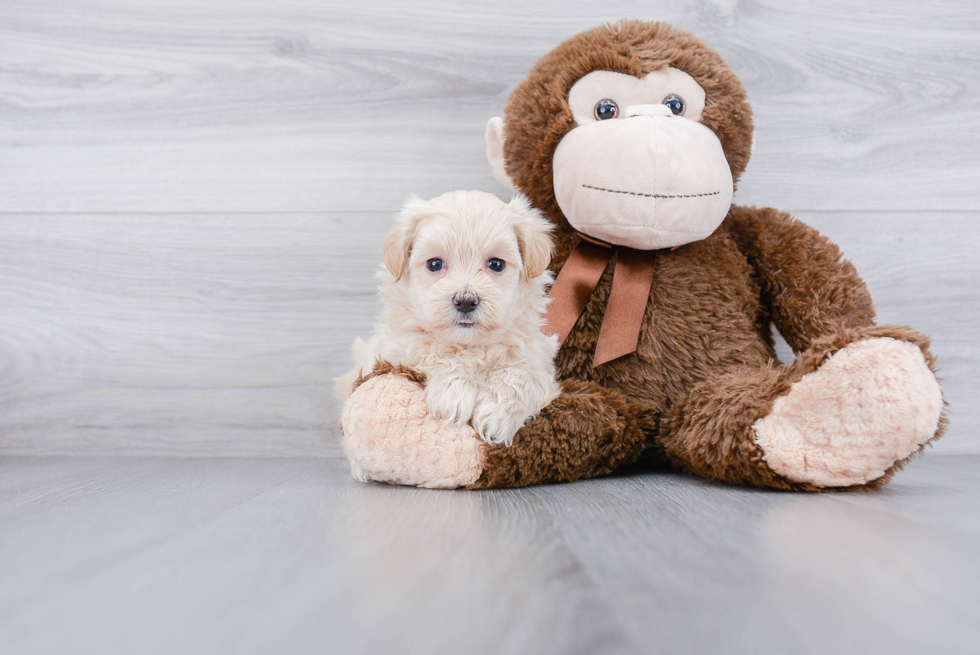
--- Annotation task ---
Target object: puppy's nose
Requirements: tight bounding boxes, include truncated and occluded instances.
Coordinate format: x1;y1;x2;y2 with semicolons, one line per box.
453;292;479;314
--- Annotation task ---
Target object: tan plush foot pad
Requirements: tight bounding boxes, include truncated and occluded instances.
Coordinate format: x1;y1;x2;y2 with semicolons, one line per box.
342;373;484;489
753;338;943;487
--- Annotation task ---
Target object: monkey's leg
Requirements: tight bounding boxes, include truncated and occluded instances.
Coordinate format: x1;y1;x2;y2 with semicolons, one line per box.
342;362;652;489
659;325;946;491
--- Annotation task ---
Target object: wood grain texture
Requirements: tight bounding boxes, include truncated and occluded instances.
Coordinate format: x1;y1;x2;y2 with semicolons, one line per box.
0;213;385;457
1;455;978;654
0;0;978;213
0;211;976;455
0;1;978;456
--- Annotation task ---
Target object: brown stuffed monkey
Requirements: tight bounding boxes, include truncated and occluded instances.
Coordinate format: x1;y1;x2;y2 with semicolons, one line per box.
341;20;945;491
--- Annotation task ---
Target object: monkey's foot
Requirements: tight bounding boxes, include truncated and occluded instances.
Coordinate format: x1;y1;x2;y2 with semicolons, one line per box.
753;337;943;487
342;372;484;489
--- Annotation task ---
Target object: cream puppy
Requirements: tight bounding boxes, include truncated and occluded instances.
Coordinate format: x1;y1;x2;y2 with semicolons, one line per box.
336;190;561;451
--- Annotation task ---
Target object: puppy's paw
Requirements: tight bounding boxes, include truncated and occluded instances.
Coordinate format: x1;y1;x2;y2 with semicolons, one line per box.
350;459;375;483
472;397;530;446
425;377;478;425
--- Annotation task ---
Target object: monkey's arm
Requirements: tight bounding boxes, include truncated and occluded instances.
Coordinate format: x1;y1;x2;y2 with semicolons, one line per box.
724;205;877;353
470;377;652;488
342;361;651;489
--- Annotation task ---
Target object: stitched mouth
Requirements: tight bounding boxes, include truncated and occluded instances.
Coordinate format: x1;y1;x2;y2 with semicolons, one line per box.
582;184;720;199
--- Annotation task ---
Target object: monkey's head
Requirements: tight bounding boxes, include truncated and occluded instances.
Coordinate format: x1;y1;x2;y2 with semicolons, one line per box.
486;21;753;251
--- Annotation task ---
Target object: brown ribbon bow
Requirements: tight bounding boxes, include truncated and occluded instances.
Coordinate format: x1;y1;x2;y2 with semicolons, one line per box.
543;237;657;368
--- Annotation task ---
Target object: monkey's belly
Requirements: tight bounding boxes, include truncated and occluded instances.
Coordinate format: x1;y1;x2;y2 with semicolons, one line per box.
556;232;775;416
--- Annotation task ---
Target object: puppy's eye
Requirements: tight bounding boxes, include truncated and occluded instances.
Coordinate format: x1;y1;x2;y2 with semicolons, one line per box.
487;258;505;273
426;258;444;272
593;99;619;121
663;94;685;116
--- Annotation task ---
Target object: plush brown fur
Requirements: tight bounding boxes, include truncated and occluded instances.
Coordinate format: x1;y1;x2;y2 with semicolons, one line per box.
469;378;654;489
480;19;945;490
503;20;754;260
351;360;427;394
724;205;876;351
349;360;653;488
347;20;944;491
660;324;946;492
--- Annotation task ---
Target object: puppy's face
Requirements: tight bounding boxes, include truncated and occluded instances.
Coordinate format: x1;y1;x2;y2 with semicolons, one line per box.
382;191;553;345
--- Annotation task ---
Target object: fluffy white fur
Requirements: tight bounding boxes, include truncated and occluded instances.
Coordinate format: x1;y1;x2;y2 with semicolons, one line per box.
337;190;561;455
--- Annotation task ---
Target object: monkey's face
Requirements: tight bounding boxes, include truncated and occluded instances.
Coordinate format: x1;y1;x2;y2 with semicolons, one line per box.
487;21;754;253
552;68;734;250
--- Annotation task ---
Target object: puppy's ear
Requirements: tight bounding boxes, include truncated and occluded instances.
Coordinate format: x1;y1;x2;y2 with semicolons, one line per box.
509;194;554;282
382;196;429;282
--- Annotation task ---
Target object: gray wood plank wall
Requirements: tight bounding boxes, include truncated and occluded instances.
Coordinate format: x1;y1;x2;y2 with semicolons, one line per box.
1;0;978;456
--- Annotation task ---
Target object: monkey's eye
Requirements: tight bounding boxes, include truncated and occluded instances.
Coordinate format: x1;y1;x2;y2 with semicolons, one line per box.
427;258;444;272
663;94;685;116
593;99;619;121
487;258;505;273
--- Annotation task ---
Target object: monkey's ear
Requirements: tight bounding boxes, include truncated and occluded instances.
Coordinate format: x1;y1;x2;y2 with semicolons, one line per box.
382;196;428;282
486;117;517;192
509;194;554;282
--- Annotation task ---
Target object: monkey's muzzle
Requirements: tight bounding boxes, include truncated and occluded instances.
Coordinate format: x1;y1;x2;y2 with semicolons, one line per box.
552;111;734;251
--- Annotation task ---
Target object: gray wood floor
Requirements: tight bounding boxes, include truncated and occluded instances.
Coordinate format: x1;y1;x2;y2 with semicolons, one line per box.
1;1;979;653
2;455;979;655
